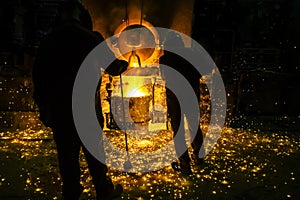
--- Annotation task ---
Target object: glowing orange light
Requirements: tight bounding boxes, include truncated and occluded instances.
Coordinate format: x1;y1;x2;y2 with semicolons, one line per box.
128;50;141;68
127;88;146;97
132;62;138;68
108;19;162;66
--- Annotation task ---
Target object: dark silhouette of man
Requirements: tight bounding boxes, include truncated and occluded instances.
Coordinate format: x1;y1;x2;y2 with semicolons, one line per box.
160;32;204;175
32;1;122;199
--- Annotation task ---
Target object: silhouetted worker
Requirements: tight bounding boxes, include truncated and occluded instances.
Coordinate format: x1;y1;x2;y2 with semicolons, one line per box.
32;1;122;199
160;32;204;175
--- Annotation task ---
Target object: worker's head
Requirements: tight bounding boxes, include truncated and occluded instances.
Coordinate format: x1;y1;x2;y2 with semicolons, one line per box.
55;0;93;30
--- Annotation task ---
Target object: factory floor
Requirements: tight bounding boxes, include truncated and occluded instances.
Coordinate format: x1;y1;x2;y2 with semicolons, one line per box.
0;116;299;200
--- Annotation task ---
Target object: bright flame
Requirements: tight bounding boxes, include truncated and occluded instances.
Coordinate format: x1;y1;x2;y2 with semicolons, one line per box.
127;88;146;97
119;76;152;98
132;62;139;68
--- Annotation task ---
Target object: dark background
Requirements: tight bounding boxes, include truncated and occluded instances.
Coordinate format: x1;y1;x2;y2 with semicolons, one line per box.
0;1;299;199
0;0;299;120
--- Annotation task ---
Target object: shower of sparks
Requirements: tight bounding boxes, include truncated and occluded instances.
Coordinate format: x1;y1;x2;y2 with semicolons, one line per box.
0;125;299;199
0;76;299;198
